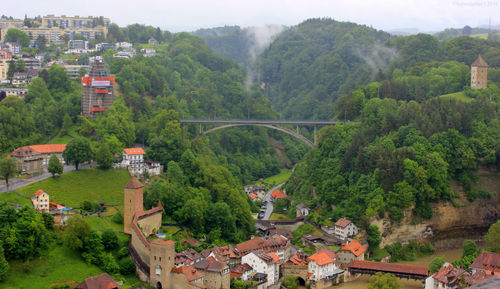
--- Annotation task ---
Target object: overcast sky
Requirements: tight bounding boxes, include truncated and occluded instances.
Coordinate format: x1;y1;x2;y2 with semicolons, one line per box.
3;0;498;32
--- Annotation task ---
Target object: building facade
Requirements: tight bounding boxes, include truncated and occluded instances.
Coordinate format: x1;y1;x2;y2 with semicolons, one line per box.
471;55;488;89
10;144;66;174
307;249;342;282
334;218;358;240
337;240;366;264
241;252;280;287
42;15;110;28
31;190;50;212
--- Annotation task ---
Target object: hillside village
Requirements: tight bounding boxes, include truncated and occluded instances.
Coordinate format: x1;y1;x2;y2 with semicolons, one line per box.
1;11;500;289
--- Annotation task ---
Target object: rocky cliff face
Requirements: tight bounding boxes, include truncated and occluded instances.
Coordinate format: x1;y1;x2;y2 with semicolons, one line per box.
375;169;500;249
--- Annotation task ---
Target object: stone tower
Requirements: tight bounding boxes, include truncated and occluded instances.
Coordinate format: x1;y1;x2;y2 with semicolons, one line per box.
123;177;144;234
150;239;176;289
81;57;115;117
471;55;488;89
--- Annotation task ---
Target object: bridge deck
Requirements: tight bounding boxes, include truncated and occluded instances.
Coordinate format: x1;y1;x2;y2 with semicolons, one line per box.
180;119;359;125
347;260;428;280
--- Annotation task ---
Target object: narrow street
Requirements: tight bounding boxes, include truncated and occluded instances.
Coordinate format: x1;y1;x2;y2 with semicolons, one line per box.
0;163;93;193
262;182;284;220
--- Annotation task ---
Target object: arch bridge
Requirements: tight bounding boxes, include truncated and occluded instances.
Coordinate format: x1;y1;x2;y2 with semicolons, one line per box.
180;119;359;148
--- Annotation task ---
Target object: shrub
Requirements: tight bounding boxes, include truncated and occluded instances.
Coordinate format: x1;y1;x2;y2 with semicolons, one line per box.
112;211;124;224
119;257;136;275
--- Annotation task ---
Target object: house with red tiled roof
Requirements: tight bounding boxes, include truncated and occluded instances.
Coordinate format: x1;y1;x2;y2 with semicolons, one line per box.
230;263;254;280
31;189;50;212
470;251;500;276
307;248;342;281
235;235;291;264
334;218;358;240
193;256;231;289
75;273;121;289
175;248;204;267
241;252;280;287
10;144;66;174
424;262;468;289
171;265;205;288
119;147;162;176
337;240;366;264
271;189;286;199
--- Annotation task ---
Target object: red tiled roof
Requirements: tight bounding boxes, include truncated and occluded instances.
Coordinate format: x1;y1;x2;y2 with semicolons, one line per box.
75;273;121;289
471;55;488;67
340;240;366;257
125;177;143;189
348;260;428;276
123;148;145;155
470;251;500;275
335;218;352;228
433;262;467;284
30;144;67;154
232;263;253;274
236;236;289;255
249;193;258;199
35;189;45;197
182;238;201;247
172;265;204;282
307;249;337;266
287;253;308;266
271;189;286;199
193;256;226;272
268;252;280;263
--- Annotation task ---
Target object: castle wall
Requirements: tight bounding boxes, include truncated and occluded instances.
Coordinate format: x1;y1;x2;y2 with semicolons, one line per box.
137;212;162;236
471;66;488;89
131;223;151;266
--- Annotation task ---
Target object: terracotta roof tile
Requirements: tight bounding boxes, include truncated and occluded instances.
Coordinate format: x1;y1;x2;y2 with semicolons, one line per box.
152;239;175;246
472;55;488;67
75;273;121;289
35;189;45;197
172;265;204;282
271;189;286;199
123;148;145;155
335;218;352;227
307;249;337;266
287;253;308;266
340;240;366;257
348;260;428;276
30;144;67;154
470;251;500;274
125;177;143;189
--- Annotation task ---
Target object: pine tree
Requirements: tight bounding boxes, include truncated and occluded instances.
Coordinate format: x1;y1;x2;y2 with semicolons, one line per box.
96;143;114;169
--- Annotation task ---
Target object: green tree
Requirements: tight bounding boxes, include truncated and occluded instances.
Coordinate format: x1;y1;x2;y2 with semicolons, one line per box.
63;137;92;170
63;216;91;251
367;225;382;252
485;220;500;253
119;257;136;275
429;257;446;274
462;240;479;258
0;243;9;281
282;275;299;289
96;143;114;169
61;114;72;136
101;229;118;251
4;28;30;47
367;272;402;289
0;157;17;191
48;154;63;177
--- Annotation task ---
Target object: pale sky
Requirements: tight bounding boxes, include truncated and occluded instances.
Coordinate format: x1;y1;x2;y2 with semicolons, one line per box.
2;0;498;32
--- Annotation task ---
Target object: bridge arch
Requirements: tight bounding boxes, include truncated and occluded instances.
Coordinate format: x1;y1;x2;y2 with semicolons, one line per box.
199;124;316;148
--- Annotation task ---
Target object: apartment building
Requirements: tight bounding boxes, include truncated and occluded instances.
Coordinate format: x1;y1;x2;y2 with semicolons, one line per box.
42;15;110;28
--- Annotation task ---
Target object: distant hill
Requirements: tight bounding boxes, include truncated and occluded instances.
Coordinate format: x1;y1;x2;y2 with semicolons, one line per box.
257;18;394;119
192;25;286;69
435;26;500;41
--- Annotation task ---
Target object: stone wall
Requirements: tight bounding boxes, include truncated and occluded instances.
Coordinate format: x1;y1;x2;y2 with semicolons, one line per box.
137;211;162;236
281;264;308;280
131;222;150;266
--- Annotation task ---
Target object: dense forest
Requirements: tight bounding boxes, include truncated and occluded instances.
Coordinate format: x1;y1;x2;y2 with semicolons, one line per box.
284;36;500;225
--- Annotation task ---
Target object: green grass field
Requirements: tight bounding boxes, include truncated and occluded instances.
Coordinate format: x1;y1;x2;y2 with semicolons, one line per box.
2;244;143;289
49;127;80;144
269;213;288;220
13;168;131;209
264;168;292;185
439;91;473;103
0;192;32;207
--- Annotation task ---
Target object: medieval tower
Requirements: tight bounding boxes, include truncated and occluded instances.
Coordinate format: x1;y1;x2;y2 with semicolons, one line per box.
81;57;115;117
150;239;176;289
123;178;143;234
471;55;488;89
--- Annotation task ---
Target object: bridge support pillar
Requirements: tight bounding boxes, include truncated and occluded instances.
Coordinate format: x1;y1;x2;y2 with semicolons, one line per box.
314;126;317;146
199;123;202;135
296;125;299;134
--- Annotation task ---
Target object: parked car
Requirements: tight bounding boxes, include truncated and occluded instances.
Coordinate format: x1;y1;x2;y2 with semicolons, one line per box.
258;212;265;219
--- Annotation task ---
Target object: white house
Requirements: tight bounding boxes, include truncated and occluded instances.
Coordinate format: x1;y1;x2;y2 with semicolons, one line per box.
307;248;342;281
231;263;254;281
119;148;162;176
334;218;358;240
32;190;50;212
241;252;280;287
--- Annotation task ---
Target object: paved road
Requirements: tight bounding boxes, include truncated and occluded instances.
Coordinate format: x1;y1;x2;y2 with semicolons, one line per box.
0;163;94;193
262;183;284;220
